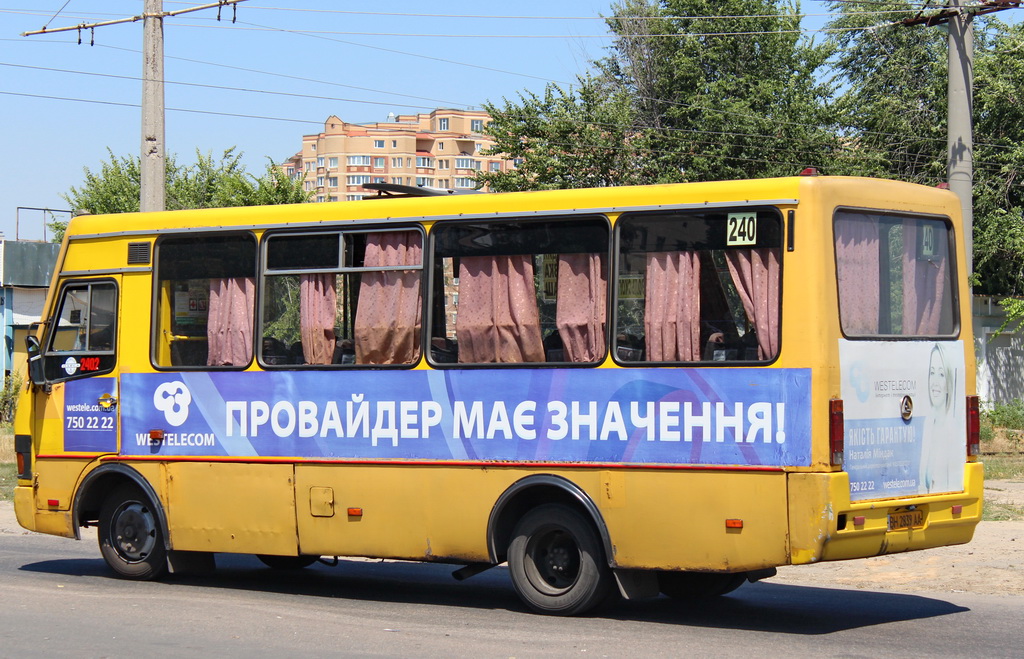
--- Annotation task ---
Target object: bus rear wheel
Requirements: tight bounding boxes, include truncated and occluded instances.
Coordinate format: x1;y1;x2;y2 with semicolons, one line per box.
507;504;613;616
97;484;168;580
658;571;746;599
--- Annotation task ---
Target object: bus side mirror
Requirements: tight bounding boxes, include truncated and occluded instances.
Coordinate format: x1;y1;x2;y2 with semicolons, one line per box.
25;335;46;386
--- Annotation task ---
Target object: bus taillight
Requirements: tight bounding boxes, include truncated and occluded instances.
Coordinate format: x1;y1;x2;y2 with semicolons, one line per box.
967;395;981;457
829;399;844;467
15;434;32;480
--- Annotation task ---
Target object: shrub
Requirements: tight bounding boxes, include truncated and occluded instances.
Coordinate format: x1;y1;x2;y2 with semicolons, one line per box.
0;373;22;424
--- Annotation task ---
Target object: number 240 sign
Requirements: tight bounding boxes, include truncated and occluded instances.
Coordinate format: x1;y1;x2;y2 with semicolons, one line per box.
727;213;757;246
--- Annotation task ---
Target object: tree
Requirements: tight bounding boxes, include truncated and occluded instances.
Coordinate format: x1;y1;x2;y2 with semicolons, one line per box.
480;0;838;191
479;75;668;191
602;0;838;181
824;2;949;181
971;20;1024;298
826;7;1024;297
55;148;310;240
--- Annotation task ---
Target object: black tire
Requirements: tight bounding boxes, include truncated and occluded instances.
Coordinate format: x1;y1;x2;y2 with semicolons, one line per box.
658;571;746;599
507;504;613;616
257;554;319;570
97;483;168;580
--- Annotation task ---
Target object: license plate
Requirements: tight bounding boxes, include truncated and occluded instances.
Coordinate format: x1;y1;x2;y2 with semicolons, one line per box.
888;509;925;531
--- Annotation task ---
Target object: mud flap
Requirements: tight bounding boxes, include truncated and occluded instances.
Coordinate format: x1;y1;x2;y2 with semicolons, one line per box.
613;568;660;599
167;550;216;575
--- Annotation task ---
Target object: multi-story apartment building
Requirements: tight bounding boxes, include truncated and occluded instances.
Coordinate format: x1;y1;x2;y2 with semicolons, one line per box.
281;108;514;202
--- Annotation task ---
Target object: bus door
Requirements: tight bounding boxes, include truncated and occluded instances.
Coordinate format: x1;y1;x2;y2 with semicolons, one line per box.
26;277;120;511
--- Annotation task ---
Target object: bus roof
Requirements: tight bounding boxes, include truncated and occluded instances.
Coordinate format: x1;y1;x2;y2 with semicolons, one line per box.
63;176;957;240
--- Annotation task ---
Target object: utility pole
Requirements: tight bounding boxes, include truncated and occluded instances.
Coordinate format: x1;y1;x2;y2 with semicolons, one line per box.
947;0;974;276
22;1;248;213
903;0;1020;277
141;0;165;212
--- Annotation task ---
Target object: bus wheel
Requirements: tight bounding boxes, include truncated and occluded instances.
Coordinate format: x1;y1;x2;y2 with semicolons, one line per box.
658;571;746;599
257;555;319;570
507;504;613;616
97;484;168;580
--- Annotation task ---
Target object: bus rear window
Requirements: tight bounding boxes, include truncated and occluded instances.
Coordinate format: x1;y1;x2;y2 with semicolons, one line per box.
834;211;957;337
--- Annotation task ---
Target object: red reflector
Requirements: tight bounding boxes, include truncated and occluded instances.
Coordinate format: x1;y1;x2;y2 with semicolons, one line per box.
347;508;363;517
952;505;963;515
966;395;980;457
853;516;866;526
937;182;950;189
799;167;819;176
829;399;844;466
149;429;165;441
725;519;743;529
47;499;59;507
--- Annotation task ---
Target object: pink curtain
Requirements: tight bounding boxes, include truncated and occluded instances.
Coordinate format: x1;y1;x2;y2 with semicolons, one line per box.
556;253;606;362
725;249;780;360
901;220;947;335
300;273;337;365
207;277;255;366
645;251;701;362
456;255;544;363
354;232;423;364
834;216;880;335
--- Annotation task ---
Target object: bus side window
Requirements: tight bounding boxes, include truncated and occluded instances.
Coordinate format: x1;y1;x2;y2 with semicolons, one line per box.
260;229;423;367
615;209;782;364
429;216;609;366
153;234;257;369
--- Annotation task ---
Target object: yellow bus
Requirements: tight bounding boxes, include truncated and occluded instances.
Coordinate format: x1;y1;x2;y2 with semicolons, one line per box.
13;174;982;615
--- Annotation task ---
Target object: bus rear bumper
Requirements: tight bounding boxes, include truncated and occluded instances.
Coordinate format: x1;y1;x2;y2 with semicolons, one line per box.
13;485;77;538
788;462;983;564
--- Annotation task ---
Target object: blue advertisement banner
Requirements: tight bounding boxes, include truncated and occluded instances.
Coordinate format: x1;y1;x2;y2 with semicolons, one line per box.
64;378;118;452
119;368;812;467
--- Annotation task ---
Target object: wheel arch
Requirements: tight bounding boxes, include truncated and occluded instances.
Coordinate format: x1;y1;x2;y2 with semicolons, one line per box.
73;463;170;550
487;474;613;566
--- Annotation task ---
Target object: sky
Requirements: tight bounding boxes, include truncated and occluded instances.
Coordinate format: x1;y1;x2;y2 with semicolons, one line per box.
0;1;1009;242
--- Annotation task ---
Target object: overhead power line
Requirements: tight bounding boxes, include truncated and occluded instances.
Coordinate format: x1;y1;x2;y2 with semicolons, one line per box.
22;0;251;212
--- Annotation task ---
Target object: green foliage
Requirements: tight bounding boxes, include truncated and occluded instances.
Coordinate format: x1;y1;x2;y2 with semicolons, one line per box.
481;0;838;190
0;373;22;425
985;398;1024;432
480;75;668;191
966;21;1024;296
482;2;1024;299
824;1;948;181
998;297;1024;334
56;148;311;240
825;7;1024;295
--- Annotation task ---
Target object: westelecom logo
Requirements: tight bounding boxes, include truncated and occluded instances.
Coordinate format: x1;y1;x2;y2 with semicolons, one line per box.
154;381;192;426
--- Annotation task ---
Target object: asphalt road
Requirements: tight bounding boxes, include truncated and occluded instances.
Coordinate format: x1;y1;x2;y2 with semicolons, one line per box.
2;530;1023;658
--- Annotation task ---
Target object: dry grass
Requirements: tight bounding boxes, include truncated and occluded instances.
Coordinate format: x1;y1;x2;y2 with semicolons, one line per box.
0;426;13;464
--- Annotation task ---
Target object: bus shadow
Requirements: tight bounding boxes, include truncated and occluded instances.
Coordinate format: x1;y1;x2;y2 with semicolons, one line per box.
20;554;969;634
613;581;970;634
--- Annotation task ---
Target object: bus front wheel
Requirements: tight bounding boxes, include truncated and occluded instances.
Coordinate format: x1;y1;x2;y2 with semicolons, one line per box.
97;484;168;580
507;504;613;616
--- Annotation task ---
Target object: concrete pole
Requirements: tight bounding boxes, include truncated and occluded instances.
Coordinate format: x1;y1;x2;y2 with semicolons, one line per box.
141;0;165;212
947;1;974;277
